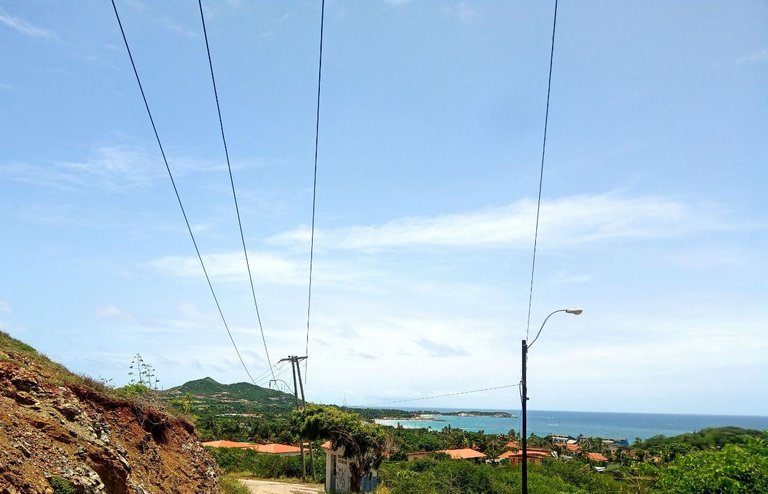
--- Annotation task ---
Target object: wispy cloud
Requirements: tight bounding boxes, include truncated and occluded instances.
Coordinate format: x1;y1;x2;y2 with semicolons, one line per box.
271;195;734;251
0;300;12;314
442;2;478;24
159;18;197;38
736;47;768;65
0;9;57;39
149;250;376;287
150;251;307;285
416;338;469;357
1;145;224;191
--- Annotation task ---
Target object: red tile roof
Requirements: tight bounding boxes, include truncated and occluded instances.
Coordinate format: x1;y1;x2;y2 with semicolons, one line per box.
566;443;580;452
439;448;487;460
587;452;609;462
506;449;552;459
248;443;302;454
505;441;520;450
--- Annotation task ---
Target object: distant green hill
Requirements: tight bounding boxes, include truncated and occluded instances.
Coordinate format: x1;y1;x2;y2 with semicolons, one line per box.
162;377;296;415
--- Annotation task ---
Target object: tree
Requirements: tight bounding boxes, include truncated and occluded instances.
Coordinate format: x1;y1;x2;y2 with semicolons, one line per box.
657;437;768;493
293;404;386;493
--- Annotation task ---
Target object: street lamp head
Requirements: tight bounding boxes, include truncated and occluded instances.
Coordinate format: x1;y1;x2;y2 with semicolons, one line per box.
565;308;583;315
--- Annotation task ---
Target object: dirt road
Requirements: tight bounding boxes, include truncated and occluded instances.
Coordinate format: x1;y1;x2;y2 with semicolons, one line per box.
238;479;325;494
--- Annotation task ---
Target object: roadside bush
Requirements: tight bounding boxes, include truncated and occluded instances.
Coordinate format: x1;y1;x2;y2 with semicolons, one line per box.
218;474;251;494
207;447;325;482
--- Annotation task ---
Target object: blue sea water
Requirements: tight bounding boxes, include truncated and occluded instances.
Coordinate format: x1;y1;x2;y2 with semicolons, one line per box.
374;409;768;440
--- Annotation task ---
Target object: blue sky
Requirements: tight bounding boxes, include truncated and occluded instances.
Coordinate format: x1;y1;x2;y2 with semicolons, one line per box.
1;0;766;415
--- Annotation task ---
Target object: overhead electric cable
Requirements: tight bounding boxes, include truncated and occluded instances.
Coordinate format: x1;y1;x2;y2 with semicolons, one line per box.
364;384;519;407
197;0;276;382
525;0;559;340
111;0;256;385
304;0;326;381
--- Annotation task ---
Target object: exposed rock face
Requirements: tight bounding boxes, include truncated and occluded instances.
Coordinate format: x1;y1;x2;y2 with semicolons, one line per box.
0;357;219;494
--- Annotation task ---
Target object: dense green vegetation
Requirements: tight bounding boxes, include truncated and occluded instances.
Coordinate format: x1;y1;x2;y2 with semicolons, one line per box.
656;437;768;493
207;446;325;482
161;376;295;415
377;457;631;494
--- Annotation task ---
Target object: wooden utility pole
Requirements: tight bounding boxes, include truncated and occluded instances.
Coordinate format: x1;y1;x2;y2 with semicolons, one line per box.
279;355;315;482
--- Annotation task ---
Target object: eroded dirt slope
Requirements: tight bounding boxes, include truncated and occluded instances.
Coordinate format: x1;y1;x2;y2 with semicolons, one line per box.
0;347;220;494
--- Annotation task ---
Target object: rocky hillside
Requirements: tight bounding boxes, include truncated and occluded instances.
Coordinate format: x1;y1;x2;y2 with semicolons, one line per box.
0;332;220;494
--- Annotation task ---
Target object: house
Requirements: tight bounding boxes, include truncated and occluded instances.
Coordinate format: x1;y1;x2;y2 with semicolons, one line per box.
505;448;553;465
248;443;302;456
202;440;303;457
587;452;609;463
322;441;378;493
548;435;574;445
438;448;487;463
565;443;580;453
505;441;520;450
406;451;434;461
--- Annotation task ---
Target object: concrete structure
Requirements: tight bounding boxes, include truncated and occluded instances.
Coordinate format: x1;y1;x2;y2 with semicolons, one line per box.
321;441;378;493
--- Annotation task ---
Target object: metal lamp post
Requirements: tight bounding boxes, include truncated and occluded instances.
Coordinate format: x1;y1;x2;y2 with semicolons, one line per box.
521;308;582;493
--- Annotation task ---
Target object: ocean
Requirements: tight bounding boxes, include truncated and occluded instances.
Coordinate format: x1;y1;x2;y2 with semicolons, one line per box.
374;409;768;440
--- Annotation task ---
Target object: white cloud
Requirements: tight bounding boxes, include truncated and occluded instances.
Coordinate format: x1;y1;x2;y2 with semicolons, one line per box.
736;47;768;64
150;251;307;285
271;195;732;251
0;300;12;314
0;9;56;39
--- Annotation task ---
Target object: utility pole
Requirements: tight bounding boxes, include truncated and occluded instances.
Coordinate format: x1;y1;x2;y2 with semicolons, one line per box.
521;340;528;493
279;355;314;482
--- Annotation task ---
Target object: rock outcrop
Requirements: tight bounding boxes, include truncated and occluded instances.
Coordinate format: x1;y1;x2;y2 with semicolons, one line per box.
0;344;220;494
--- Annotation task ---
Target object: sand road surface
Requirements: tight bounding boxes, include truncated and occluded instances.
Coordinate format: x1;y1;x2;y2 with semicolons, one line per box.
239;479;325;494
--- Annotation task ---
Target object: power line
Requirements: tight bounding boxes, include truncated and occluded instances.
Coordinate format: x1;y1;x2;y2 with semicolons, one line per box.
110;0;256;385
197;0;276;382
304;0;326;381
525;0;559;341
363;384;519;407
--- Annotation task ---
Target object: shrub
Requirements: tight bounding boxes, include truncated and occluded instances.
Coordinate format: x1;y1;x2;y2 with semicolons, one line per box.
49;477;76;494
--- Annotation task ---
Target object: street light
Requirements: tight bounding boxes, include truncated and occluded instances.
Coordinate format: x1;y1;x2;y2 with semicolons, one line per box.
521;308;582;494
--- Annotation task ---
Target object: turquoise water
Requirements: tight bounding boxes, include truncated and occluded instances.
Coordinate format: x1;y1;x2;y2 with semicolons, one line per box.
374;409;768;440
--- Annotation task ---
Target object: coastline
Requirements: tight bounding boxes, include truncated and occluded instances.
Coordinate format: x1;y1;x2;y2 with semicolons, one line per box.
373;409;768;440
